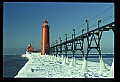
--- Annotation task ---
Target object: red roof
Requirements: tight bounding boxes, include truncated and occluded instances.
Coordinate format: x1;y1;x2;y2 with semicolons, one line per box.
27;44;34;52
44;19;48;23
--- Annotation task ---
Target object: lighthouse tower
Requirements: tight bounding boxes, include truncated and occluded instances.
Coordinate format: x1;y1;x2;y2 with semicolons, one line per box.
41;20;50;55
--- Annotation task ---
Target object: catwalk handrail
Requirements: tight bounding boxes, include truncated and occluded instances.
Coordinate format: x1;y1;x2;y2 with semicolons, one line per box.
50;21;114;48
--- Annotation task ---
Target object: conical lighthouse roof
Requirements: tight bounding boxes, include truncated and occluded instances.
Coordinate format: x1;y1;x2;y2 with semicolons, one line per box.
43;19;48;23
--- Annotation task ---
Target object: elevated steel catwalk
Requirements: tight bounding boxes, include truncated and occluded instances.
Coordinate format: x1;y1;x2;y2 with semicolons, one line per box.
51;22;114;48
47;21;114;60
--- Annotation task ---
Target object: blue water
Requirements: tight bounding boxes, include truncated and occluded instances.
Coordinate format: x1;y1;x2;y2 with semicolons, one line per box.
3;48;26;55
3;48;28;78
3;48;114;78
3;55;28;78
59;53;114;66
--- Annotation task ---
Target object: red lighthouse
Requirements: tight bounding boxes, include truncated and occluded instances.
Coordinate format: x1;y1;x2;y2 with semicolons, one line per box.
41;20;50;55
27;44;34;52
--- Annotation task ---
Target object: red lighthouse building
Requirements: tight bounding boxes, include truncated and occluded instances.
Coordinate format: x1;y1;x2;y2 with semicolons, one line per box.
41;20;50;55
27;44;34;52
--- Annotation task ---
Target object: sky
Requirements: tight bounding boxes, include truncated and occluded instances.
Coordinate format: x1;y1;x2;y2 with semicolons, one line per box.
3;2;114;53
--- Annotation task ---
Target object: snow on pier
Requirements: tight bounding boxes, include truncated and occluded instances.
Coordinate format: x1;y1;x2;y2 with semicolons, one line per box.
15;53;114;78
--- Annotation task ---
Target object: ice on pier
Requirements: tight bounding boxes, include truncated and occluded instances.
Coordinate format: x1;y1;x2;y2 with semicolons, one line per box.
98;56;109;74
108;58;114;78
15;53;114;78
81;57;88;72
70;57;76;66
